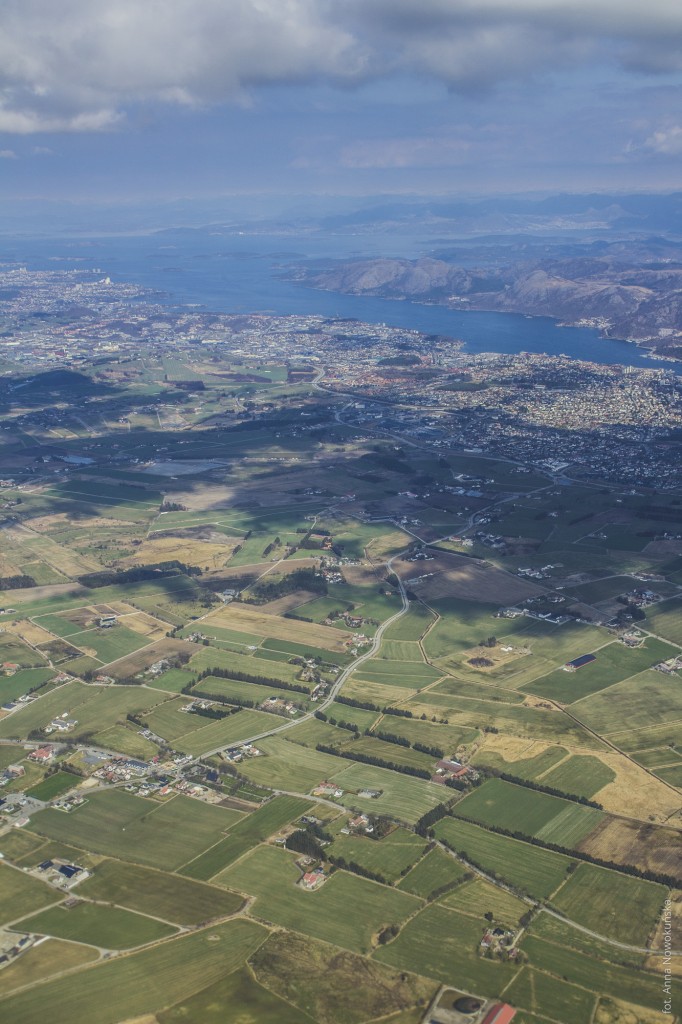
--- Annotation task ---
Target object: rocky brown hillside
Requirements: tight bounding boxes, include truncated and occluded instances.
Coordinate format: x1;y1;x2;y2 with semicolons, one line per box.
299;251;682;358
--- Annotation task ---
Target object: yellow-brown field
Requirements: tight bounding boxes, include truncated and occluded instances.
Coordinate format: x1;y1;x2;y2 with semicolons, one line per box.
105;638;195;677
578;817;682;878
118;611;174;640
26;512;132;533
595;997;672;1023
204;604;352;652
1;526;100;575
648;889;682;955
253;590;318;615
117;534;239;572
0;553;22;575
592;752;682;821
3;618;56;646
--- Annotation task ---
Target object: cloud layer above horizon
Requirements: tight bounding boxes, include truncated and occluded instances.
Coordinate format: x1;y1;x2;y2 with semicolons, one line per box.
2;0;681;132
1;0;681;197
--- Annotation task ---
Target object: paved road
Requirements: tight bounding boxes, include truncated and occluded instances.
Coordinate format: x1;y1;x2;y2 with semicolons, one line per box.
199;551;410;758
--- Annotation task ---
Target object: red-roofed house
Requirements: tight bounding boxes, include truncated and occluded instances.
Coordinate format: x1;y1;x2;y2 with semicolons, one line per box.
301;872;324;890
480;1003;517;1024
28;746;53;763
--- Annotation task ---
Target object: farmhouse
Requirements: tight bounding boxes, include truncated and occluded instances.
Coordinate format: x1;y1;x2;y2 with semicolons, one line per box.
28;746;54;763
300;870;326;890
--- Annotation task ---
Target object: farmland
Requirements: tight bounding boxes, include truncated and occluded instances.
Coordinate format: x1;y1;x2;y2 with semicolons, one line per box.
0;333;680;1023
0;863;60;925
434;816;574;899
326;828;427;882
550;863;667;946
453;777;605;848
0;920;267;1024
21;902;177;949
215;844;420;953
180;794;313;880
79;859;244;924
30;790;243;870
398;845;468;898
374;901;517;993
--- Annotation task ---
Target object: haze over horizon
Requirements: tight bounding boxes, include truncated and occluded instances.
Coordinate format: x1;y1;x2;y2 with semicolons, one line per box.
1;1;681;207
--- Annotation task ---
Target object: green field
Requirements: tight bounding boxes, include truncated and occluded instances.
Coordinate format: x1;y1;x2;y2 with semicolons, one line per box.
174;708;280;755
79;859;243;925
644;597;682;644
0;680;167;744
215;844;420;953
188;645;305;683
0;828;48;864
528;911;647;968
521;933;667;1012
398;845;468;899
22;902;177;949
526;637;678;703
0;919;267;1024
331;761;447;823
0;939;99;997
383;602;435;640
25;770;79;802
550;863;667;946
0;862;60;925
373;901;516;993
504;966;596;1024
30;790;242;870
235;734;344;793
453;778;604;847
159;966;313;1024
353;660;441;686
180;795;312;880
327;828;427;882
440;876;527;929
434;817;574;899
539;754;616;799
573;670;682;736
0;667;55;702
192;674;310;708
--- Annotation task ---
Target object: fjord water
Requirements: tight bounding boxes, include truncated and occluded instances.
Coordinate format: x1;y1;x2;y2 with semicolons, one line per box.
1;231;675;370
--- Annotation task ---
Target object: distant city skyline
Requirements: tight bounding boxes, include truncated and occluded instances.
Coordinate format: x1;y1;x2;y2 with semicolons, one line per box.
1;1;681;203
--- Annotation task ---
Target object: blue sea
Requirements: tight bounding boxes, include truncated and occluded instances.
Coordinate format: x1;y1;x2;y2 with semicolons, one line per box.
1;230;677;372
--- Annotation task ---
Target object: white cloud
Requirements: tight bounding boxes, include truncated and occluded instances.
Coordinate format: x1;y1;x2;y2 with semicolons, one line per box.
644;125;682;154
0;148;18;158
0;0;680;132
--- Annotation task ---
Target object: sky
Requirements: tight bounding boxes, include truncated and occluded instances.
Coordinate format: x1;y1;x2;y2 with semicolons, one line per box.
1;0;681;206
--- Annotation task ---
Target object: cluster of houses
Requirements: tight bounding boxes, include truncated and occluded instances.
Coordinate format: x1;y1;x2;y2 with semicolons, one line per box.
92;756;149;783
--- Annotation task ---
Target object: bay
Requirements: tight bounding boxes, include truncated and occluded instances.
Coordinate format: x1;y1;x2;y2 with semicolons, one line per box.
0;231;677;372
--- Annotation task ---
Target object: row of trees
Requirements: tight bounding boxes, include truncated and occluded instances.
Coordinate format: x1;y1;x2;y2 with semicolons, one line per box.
191;665;311;695
315;743;431;780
